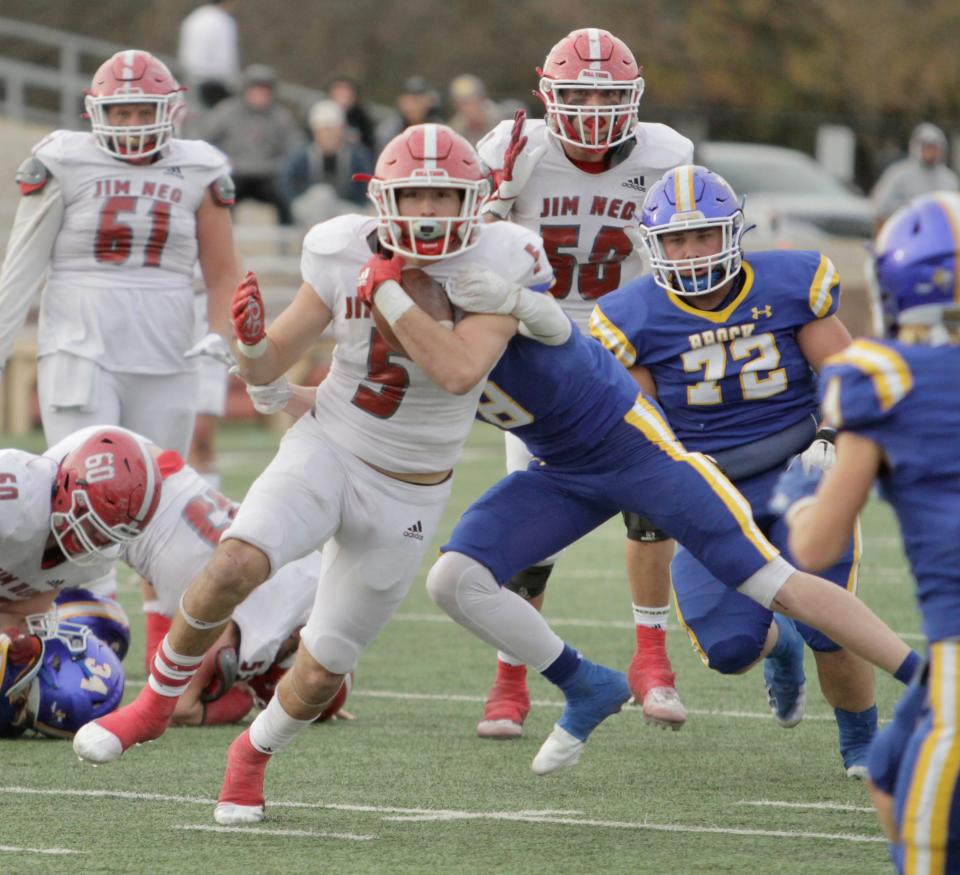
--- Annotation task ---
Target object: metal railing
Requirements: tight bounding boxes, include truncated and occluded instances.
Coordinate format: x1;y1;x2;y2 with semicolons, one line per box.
0;15;323;129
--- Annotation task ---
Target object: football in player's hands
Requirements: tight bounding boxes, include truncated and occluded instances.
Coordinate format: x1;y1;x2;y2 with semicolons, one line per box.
372;268;453;357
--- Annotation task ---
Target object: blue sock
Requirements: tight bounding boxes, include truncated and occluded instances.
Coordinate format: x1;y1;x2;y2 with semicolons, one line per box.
540;644;581;688
895;650;921;685
768;616;799;662
835;705;878;767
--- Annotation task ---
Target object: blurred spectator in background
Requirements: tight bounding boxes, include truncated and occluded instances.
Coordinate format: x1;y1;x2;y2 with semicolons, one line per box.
375;75;444;154
178;1;240;110
447;74;503;146
326;76;376;153
202;64;305;224
871;122;959;229
279;99;374;227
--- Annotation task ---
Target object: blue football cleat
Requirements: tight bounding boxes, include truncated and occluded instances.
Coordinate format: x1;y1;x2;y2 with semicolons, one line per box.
532;659;630;775
763;616;806;729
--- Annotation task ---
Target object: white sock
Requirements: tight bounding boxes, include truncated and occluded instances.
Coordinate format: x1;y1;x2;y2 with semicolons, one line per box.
142;599;163;614
426;552;563;672
248;694;315;755
633;604;671;630
497;651;524;667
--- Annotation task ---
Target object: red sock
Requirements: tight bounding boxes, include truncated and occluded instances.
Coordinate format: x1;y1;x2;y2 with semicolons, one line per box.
495;661;527;684
144;612;172;673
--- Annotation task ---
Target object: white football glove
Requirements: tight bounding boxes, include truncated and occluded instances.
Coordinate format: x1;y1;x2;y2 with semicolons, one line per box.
185;332;236;367
229;367;291;415
798;430;837;474
448;265;521;315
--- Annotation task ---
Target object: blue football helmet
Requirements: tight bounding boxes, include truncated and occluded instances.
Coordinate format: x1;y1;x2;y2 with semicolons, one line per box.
638;164;746;296
54;587;131;661
23;617;125;738
873;192;960;335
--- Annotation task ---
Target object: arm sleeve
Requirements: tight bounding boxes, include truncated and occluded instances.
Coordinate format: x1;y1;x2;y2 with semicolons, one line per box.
0;179;65;369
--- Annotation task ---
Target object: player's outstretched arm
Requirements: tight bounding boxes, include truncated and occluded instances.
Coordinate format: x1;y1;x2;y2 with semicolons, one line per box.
231;273;333;386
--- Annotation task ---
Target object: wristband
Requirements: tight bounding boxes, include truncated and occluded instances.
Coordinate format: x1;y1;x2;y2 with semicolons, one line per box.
237;337;268;359
373;280;415;326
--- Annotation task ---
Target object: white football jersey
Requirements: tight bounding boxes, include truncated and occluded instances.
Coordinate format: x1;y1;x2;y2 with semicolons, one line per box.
478;119;693;329
33;131;230;373
303;215;553;473
0;448;113;601
121;462;319;678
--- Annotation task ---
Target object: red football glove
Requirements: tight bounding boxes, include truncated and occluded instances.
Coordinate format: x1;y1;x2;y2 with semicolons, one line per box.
494;108;529;189
357;252;404;305
231;271;267;350
1;628;41;665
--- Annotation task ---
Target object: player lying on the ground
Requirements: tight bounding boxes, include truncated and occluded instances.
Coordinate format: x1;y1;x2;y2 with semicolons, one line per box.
589;164;878;777
774;192;960;871
72;125;620;829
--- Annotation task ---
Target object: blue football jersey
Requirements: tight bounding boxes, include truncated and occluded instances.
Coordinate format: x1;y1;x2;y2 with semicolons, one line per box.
820;339;960;642
590;250;840;452
478;324;644;464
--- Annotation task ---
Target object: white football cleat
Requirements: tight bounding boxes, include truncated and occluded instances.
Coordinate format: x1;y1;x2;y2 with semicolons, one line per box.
845;763;869;780
531;724;585;776
641;686;687;730
214;802;265;825
73;722;123;764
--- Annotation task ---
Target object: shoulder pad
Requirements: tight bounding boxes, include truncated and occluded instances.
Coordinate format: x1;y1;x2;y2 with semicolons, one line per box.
15;157;51;196
209;174;236;207
303;215;372;256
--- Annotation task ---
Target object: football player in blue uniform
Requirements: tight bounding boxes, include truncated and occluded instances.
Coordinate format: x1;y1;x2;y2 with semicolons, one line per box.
402;258;919;776
775;192;960;871
589;164;878;777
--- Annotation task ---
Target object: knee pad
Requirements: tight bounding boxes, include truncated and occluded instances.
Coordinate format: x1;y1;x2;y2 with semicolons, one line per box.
707;635;763;675
622;512;670;543
504;564;553;599
426;552;499;617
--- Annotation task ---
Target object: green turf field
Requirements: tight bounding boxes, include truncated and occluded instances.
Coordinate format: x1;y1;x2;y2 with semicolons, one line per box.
0;422;917;874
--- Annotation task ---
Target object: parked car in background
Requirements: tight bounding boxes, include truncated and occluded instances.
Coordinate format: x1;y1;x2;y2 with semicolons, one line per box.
696;141;874;336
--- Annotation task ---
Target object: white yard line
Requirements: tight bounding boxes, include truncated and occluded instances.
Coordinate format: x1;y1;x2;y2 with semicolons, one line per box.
173;824;374;840
739;799;876;814
1;786;884;845
0;844;80;855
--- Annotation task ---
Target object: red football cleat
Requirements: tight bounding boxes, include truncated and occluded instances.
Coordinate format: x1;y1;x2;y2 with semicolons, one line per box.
214;729;271;824
629;627;686;730
476;662;530;740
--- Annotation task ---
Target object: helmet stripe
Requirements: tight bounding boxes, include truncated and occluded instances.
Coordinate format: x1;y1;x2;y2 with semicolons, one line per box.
673;166;696;213
933;193;960;305
423;124;438;171
122;50;136;80
131;435;157;522
587;28;602;69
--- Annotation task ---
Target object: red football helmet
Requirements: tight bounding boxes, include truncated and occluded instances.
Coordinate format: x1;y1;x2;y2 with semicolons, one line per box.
50;429;162;566
84;50;186;161
367;124;490;260
536;28;644;151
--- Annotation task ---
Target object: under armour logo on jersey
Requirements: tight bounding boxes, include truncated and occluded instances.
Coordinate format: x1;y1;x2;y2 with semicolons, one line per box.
164;166;184;179
752;305;773;320
622;176;646;193
403;521;424;541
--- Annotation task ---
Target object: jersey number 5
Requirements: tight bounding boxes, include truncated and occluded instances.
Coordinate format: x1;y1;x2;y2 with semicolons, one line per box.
95;196;171;267
682;333;788;406
351;329;410;419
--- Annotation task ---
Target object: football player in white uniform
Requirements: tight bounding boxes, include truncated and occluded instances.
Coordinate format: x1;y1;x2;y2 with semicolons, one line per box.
72;124;582;824
0;50;239;459
475;27;693;736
